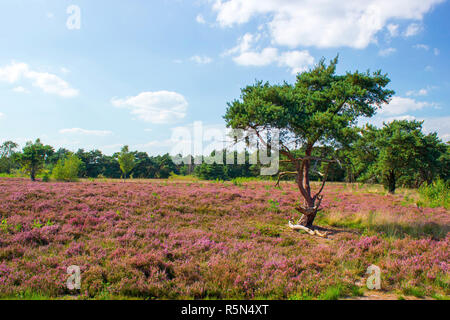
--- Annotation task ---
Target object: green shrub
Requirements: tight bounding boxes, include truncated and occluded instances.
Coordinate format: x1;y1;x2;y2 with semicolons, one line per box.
52;154;82;182
42;173;50;182
418;179;449;209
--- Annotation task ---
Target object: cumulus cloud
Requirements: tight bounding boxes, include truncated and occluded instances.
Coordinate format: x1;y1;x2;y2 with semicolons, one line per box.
0;61;78;98
404;23;422;37
224;33;314;74
233;47;279;67
379;96;436;116
277;50;315;74
12;86;30;94
387;23;399;37
59;128;113;137
378;47;397;57
111;91;188;124
196;14;206;24
190;55;213;64
211;0;443;49
406;88;429;97
0;112;4;119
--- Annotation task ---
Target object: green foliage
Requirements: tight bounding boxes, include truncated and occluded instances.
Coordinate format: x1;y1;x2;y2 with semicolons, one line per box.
267;199;280;212
32;219;43;229
19;139;54;181
353;120;447;194
224;56;393;149
42;173;50;182
0;141;19;174
52;154;83;182
223;56;393;215
418;179;449;209
0;219;9;233
117;146;136;179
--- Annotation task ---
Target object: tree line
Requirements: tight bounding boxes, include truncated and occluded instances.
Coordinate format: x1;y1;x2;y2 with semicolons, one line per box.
0;118;448;194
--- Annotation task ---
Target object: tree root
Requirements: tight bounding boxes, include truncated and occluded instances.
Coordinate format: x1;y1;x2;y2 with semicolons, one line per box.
288;221;329;238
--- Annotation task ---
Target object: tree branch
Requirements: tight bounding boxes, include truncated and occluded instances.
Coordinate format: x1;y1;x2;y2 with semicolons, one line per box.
275;171;298;187
288;221;328;238
313;164;330;201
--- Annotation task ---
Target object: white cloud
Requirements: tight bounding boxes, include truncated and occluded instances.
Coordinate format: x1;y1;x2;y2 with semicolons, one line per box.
363;115;450;142
233;47;279;66
425;65;433;72
379;96;436;115
59;128;113;137
112;91;188;124
406;88;429;96
190;55;213;64
378;47;397;57
0;62;28;83
0;112;4;119
12;86;30;94
211;0;444;49
134;139;174;149
404;23;422;37
387;23;399;37
46;12;54;19
224;33;314;73
434;48;440;56
196;14;206;24
223;33;258;56
0;61;78;98
277;50;315;74
413;44;429;50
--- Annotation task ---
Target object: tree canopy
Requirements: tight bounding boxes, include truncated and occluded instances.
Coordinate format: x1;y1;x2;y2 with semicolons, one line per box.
224;56;394;230
353;120;447;193
19;139;54;181
118;145;136;179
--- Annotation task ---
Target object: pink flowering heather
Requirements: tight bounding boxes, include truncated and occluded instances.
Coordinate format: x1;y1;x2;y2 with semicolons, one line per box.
0;178;448;299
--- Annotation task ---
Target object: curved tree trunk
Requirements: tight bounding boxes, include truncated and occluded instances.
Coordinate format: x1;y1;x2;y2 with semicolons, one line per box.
295;145;319;228
297;210;317;228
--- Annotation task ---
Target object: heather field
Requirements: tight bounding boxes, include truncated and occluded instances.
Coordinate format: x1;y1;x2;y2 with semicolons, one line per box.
0;178;448;300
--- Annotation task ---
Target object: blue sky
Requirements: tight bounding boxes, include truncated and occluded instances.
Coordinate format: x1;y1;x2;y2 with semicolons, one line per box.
0;0;449;155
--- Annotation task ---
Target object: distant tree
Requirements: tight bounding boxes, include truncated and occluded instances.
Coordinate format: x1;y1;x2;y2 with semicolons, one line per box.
0;141;19;174
438;143;450;182
52;154;83;182
102;155;122;178
132;152;157;178
224;56;394;235
118;146;136;179
49;148;71;165
19;139;54;181
154;154;178;179
358;120;447;194
76;149;106;178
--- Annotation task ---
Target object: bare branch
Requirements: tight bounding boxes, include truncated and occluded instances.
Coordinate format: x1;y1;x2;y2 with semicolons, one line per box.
275;171;298;187
288;221;328;238
280;157;339;163
313;165;330;201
